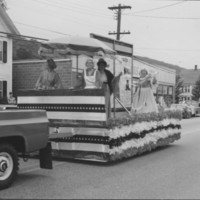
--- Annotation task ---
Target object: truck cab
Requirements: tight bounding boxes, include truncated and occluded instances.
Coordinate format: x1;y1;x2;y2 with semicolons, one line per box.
0;109;52;190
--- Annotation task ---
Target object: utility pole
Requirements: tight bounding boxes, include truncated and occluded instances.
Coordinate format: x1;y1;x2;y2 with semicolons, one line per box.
108;4;131;40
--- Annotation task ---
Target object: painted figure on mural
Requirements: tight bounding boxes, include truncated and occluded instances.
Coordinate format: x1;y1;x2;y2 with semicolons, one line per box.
131;68;158;114
125;80;130;91
35;58;63;90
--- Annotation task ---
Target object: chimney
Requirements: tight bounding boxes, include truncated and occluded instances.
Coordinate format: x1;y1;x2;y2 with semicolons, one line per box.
195;65;198;70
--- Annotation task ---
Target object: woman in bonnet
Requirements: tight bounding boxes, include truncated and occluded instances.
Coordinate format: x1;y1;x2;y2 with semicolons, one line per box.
131;68;158;114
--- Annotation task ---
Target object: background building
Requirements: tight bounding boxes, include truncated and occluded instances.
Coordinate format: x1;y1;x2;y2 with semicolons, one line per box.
179;65;200;102
0;5;20;101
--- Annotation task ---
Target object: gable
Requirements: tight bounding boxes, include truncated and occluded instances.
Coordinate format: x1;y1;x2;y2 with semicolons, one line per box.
0;6;20;34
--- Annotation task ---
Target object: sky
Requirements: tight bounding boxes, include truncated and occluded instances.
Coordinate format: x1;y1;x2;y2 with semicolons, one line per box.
4;0;200;69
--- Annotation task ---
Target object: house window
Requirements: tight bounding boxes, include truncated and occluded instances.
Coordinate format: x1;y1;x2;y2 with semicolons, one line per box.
0;41;3;61
0;40;7;63
0;81;7;99
163;86;168;95
157;85;163;94
168;86;173;95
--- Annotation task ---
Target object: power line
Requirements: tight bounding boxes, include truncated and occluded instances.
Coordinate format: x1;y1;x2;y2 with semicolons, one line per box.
14;21;72;36
163;0;200;1
135;47;200;52
43;0;109;15
31;0;111;18
9;2;113;34
126;0;186;14
131;15;200;19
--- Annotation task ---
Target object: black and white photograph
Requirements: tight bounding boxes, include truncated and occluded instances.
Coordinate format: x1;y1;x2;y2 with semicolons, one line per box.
0;0;200;199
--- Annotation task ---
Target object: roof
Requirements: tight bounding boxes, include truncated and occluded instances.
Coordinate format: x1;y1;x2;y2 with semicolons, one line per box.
179;69;200;85
134;55;184;73
134;55;177;73
0;5;20;35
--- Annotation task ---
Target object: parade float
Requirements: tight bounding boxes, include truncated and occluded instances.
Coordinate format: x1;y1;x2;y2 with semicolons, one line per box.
16;35;182;162
17;88;181;162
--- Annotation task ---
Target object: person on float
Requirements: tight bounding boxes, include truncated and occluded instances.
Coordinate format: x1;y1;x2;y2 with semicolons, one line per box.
83;58;101;89
35;58;63;90
97;58;114;119
131;68;158;114
7;92;16;105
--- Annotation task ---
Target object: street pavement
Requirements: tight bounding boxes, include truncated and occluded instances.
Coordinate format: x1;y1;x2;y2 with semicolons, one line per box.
1;117;200;199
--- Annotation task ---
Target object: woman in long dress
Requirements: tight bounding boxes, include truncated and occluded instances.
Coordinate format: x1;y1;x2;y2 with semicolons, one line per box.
35;58;63;89
131;68;158;114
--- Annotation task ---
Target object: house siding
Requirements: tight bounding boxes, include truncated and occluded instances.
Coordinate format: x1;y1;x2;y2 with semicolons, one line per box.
0;35;13;96
0;6;20;99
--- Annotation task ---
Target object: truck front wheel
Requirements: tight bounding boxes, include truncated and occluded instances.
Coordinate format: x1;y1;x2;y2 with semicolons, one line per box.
0;144;18;190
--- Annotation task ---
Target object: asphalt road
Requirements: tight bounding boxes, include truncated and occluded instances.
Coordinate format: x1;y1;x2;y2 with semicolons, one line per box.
1;117;200;199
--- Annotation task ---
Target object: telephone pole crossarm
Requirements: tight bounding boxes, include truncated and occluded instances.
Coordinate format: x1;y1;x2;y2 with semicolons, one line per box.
109;31;131;35
108;5;131;10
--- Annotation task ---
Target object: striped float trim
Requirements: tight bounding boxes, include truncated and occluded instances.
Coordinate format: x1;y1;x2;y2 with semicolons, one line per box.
47;111;107;121
18;96;105;105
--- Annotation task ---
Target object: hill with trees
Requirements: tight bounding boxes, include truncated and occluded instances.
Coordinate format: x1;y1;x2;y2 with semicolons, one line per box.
13;39;42;60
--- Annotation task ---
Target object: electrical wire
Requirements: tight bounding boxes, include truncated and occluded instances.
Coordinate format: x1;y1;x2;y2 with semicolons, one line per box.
14;21;72;36
131;15;200;19
9;2;114;34
31;0;111;18
42;0;109;15
126;0;186;14
162;0;200;1
135;47;200;52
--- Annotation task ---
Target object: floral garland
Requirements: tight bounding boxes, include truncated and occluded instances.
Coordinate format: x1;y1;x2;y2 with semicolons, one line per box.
107;110;182;128
106;110;182;161
50;110;182;162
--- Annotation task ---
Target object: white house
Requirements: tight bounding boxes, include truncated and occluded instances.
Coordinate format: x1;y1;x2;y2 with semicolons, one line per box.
0;5;20;99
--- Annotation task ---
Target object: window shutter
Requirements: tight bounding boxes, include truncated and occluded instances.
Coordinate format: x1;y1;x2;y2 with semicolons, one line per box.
3;81;7;97
3;41;7;63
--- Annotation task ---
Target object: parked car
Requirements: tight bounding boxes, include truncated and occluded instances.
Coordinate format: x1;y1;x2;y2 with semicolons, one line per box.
185;101;200;117
170;104;192;118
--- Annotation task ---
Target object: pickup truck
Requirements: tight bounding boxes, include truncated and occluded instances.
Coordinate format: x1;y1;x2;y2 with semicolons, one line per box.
0;109;52;190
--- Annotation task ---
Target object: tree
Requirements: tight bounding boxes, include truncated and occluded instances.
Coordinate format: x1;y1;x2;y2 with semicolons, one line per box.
192;75;200;101
13;39;41;60
16;48;32;60
175;74;184;103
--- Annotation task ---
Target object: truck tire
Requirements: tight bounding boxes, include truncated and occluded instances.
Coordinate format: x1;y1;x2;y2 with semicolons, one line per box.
0;144;19;190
